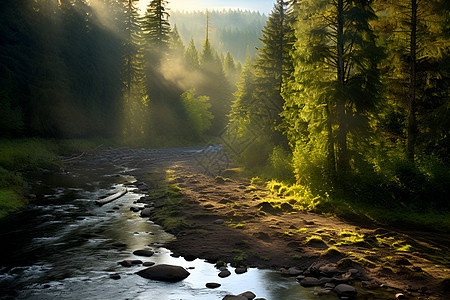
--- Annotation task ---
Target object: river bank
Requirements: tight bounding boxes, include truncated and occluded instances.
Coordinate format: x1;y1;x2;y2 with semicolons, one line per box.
94;146;449;299
2;145;448;299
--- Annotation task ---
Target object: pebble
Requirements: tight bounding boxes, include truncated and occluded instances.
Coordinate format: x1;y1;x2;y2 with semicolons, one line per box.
239;291;256;299
206;282;221;289
219;270;231;278
133;249;154;257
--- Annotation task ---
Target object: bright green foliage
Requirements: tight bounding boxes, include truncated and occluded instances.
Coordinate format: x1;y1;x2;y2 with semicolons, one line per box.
197;38;233;134
376;0;450;160
223;51;240;85
282;0;383;180
181;89;213;137
184;38;200;70
227;0;297;175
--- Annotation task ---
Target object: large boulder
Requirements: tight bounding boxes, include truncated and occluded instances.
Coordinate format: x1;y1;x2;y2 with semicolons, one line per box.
334;284;357;298
136;264;190;282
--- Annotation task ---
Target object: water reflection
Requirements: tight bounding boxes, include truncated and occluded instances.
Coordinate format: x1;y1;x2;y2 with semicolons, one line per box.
0;162;390;300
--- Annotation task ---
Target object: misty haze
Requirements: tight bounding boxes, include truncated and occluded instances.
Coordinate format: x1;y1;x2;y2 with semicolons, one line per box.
0;1;449;300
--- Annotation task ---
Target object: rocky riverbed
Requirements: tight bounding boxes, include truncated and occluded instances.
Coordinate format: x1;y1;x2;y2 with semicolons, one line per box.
81;146;449;299
1;145;448;299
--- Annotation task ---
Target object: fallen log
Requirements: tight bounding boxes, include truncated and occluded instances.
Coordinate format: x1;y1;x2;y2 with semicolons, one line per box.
95;189;128;206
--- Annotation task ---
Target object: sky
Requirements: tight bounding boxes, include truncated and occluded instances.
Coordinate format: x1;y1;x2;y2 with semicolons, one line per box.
138;0;275;15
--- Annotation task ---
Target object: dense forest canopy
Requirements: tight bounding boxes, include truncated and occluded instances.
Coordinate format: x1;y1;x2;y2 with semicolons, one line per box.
0;0;449;218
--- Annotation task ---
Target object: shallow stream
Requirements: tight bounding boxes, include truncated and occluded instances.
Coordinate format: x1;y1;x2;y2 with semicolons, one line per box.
0;151;388;299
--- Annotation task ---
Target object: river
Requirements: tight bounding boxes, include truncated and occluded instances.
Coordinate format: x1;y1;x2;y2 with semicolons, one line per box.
0;147;393;299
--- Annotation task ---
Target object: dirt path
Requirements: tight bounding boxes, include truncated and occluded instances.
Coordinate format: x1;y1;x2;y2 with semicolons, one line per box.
74;146;449;299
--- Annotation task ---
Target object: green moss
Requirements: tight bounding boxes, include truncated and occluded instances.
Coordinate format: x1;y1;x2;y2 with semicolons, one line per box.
306;235;323;243
0;189;27;218
215;260;227;268
231;250;248;267
336;230;365;246
162;217;192;233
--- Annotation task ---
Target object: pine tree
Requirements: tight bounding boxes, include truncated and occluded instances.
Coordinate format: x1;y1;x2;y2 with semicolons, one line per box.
377;0;449;160
184;38;200;70
282;0;382;178
169;25;185;57
142;0;171;55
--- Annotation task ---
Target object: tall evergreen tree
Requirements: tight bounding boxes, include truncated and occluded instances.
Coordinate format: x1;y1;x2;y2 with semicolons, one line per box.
184;38;200;70
282;0;382;178
377;0;450;160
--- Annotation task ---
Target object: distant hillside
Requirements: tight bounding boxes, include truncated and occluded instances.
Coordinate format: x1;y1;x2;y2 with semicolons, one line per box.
170;9;267;62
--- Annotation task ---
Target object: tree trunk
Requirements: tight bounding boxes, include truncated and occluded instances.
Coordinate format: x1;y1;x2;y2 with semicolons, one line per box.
407;0;417;161
336;0;349;172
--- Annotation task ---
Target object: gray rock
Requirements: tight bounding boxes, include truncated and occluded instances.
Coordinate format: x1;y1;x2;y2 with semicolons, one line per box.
288;267;303;276
318;277;332;285
235;267;247;274
109;274;121;280
334;284;357;298
348;268;359;275
219;270;231;278
133;249;154;257
213;219;225;225
206;282;221;289
140;208;153;217
299;277;321;287
324;283;336;289
118;260;141;267
319;265;338;275
219;266;229;271
222;296;247;300
239;291;256;299
112;242;127;248
136;264;190;282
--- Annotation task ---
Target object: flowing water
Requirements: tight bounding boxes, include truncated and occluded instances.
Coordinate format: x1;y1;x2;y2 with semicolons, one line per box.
0;150;389;300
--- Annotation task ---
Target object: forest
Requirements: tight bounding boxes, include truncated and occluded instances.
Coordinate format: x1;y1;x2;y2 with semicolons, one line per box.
0;0;449;299
0;0;449;228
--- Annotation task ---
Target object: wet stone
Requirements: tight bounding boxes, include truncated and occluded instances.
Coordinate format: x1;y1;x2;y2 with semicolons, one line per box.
136;264;190;282
288;267;303;276
143;262;155;267
235;267;247;274
133;249;154;257
239;291;256;299
299;277;321;287
206;282;221;289
109;274;121;280
334;284;357;298
218;270;231;278
112;242;127;248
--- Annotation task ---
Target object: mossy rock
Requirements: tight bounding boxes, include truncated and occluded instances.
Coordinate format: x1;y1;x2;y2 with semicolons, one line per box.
257;201;281;214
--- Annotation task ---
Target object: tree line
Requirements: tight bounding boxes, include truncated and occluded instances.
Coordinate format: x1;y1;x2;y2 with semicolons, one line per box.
228;0;449;210
170;9;267;62
0;0;242;145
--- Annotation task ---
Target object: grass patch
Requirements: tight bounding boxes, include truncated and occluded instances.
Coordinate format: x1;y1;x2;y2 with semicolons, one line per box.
336;230;365;246
231;249;248;267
